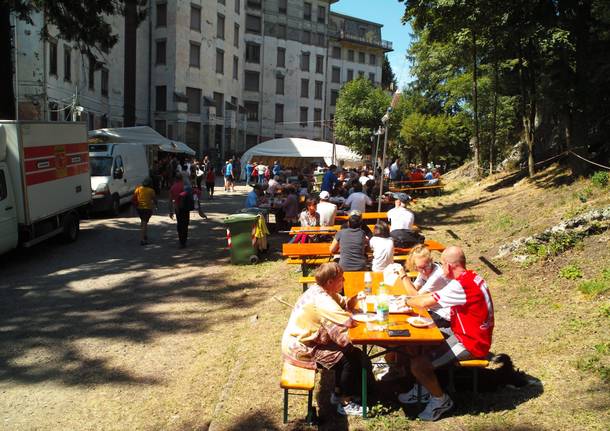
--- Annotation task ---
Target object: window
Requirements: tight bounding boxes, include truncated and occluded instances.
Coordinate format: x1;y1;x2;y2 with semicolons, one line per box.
218;0;225;4
315;81;323;100
213;92;224;116
233;56;239;79
49;40;57;76
279;0;287;14
302;30;311;44
347;49;354;62
358;70;365;77
63;45;71;82
156;2;167;27
276;76;284;95
331;66;340;83
246;134;257;148
155;86;166;111
358;52;365;63
315;55;324;74
0;170;7;201
87;112;95;130
189;42;200;67
235;0;240;13
216;49;224;74
304;2;311;20
316;32;325;46
277;24;287;39
317;5;326;23
155;120;167;136
314;108;322;127
245;43;260;63
88;55;95;90
369;72;375;83
330;90;338;106
234;24;239;47
191;4;201;31
217;14;225;39
186;87;201;113
277;47;285;67
156;39;166;65
247;0;261;9
301;79;309;98
186;122;200;149
347;69;354;81
275;104;284;123
244;101;259;121
300;52;310;71
369;54;377;66
246;14;261;34
332;46;341;59
101;68;109;97
300;107;308;127
49;102;58;121
244;70;259;91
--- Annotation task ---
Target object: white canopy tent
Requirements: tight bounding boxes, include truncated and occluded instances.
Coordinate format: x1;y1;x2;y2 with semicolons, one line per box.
239;138;362;178
88;126;196;156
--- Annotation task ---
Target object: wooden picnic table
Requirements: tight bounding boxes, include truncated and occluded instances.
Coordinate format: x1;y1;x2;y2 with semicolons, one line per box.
281;239;445;258
343;271;444;418
288;223;419;235
335;212;389;222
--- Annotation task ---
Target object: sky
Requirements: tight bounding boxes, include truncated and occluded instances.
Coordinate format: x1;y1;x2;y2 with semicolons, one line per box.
331;0;414;89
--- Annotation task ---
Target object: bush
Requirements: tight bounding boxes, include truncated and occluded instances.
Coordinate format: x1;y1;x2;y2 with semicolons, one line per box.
559;264;583;280
591;171;608;188
578;280;610;296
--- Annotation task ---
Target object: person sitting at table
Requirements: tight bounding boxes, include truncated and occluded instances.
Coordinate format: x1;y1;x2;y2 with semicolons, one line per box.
403;244;451;326
282;185;300;227
299;198;320;227
321;164;338;193
267;175;281;195
343;182;372;214
317;191;337;227
369;221;394;272
387;192;415;231
330;210;370;271
281;262;375;416
394;246;495;421
244;183;263;208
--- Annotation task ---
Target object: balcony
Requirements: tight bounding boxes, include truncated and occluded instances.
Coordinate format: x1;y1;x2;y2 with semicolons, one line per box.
328;29;393;51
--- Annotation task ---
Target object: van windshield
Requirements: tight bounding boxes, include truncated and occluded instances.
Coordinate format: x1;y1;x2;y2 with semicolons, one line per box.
90;157;113;176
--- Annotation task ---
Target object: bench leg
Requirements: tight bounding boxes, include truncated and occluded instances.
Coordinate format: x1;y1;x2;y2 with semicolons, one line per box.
447;366;456;394
473;367;479;395
306;390;314;425
283;388;288;424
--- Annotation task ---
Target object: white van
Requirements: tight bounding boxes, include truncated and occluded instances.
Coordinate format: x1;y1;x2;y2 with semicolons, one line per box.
89;143;149;215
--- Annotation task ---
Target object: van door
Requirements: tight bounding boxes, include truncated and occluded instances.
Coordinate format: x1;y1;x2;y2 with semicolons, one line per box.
0;165;19;254
113;155;128;203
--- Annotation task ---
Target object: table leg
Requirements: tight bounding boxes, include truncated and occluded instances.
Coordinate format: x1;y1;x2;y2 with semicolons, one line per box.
362;344;368;418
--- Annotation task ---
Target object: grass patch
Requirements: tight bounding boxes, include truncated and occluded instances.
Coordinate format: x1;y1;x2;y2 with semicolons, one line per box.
591;171;609;188
559;264;583;280
577;267;610;296
576;342;610;384
522;230;583;260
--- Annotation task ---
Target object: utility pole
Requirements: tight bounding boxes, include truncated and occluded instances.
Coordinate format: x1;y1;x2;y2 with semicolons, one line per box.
377;90;401;212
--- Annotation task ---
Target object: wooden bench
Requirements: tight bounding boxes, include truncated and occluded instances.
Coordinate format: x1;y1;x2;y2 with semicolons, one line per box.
297;272;419;291
447;359;490;395
391;184;444;196
280;362;316;424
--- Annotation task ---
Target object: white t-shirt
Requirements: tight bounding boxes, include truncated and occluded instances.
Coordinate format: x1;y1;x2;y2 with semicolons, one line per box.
317;201;337;226
369;236;394;272
387;206;415;231
344;192;372;213
415;263;451;321
359;176;369;186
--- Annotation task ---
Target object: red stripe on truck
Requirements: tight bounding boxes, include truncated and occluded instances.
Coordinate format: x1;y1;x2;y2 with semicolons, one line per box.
25;162;89;186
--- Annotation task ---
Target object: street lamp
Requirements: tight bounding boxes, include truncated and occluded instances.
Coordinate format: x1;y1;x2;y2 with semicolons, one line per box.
377;89;402;212
372;126;383;177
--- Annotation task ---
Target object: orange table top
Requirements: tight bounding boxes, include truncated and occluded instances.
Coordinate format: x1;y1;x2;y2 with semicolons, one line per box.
289;225;377;235
343;271;444;345
335;212;388;221
281;239;445;258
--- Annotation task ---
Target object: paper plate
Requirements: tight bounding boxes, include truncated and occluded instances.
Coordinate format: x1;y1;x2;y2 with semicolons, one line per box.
407;316;434;328
352;313;378;323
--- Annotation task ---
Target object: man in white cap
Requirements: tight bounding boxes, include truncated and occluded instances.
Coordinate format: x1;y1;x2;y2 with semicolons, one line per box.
317;191;337;226
387;192;414;231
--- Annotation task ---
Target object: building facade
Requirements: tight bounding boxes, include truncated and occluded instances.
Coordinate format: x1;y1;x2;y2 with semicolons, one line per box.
12;0;391;161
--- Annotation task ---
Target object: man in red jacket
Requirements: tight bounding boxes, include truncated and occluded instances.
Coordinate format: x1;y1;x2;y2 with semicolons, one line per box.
397;246;494;421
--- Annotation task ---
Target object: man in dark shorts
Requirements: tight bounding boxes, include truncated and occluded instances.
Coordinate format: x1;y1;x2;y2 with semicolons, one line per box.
398;246;495;421
330;210;370;271
132;178;156;245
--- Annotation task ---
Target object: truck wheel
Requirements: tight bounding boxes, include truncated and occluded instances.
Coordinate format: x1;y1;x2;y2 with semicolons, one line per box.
249;255;259;264
62;213;79;243
111;195;121;217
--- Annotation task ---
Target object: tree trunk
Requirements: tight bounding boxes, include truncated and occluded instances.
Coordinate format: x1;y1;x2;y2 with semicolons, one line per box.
471;28;481;177
490;55;499;175
518;40;536;178
0;4;16;120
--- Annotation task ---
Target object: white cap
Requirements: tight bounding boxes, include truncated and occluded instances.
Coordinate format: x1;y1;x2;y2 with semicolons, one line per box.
319;191;330;200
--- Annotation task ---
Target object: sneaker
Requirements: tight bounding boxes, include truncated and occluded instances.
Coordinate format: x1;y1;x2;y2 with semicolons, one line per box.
398;384;431;404
329;393;341;405
417;393;453;421
376;365;406;382
336;401;363;416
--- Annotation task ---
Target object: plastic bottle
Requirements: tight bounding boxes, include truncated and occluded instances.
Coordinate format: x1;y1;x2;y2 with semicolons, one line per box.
364;272;374;313
376;281;389;328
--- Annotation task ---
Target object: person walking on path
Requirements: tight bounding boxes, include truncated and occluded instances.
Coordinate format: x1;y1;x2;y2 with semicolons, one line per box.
132;177;157;245
205;164;215;200
169;173;191;248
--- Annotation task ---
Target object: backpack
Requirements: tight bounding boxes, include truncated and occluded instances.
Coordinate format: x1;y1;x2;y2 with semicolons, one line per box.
390;229;425;249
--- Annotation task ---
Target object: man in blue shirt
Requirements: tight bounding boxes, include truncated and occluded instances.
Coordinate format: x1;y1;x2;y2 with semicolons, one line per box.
225;159;234;192
321;165;338;193
245;184;262;208
272;160;281;177
246;161;254;185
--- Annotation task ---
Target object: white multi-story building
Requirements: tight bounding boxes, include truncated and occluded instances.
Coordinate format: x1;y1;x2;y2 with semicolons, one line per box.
12;0;391;162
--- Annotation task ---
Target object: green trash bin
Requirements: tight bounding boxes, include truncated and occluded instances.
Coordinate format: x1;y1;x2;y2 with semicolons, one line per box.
224;213;260;265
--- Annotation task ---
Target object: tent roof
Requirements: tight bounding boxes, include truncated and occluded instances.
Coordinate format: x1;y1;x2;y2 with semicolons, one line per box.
88;126;195;155
240;138;361;165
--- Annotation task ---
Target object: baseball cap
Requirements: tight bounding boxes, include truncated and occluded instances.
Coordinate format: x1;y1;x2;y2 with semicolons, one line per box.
392;192;411;203
319;191;330;200
348;209;362;218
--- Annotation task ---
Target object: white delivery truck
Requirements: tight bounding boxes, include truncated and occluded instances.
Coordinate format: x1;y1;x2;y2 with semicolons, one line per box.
0;121;91;255
89;143;149;216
